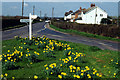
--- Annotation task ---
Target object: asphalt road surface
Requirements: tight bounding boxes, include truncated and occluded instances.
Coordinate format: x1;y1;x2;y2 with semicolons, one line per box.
2;22;120;51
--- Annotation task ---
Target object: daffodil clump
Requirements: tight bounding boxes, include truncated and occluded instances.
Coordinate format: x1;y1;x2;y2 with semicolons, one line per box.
43;36;103;79
2;35;118;79
0;73;8;80
110;58;119;69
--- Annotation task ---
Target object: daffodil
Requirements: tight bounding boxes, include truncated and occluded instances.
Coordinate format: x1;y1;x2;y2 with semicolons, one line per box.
116;63;118;64
60;64;62;66
4;55;6;57
46;67;49;70
88;76;91;78
0;58;2;61
96;73;99;76
5;60;7;62
114;73;116;75
73;74;76;78
11;59;13;62
12;77;15;80
81;70;84;72
26;54;28;57
51;72;53;74
58;75;62;79
61;72;67;76
44;64;47;67
93;72;95;74
76;75;80;78
81;73;84;76
70;70;72;72
111;59;113;61
99;75;102;77
87;74;90;77
34;75;38;79
5;73;8;77
73;70;75;72
8;57;11;60
1;74;3;78
8;50;10;52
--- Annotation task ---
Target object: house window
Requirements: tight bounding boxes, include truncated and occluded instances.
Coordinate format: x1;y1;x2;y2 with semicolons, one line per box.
100;14;103;17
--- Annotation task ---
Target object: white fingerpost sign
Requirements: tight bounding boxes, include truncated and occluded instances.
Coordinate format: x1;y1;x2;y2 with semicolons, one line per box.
20;13;37;40
29;13;37;40
20;19;32;23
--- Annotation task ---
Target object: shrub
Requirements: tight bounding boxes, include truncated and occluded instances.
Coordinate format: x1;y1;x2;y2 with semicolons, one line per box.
51;21;120;38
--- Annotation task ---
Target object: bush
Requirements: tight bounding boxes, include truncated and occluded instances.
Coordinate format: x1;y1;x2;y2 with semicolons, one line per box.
100;18;112;24
51;21;120;38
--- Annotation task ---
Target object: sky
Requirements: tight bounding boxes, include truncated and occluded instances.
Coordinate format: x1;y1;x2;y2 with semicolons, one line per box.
1;2;119;17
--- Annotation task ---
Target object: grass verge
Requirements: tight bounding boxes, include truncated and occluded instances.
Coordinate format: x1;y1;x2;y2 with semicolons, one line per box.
2;36;119;79
50;25;120;42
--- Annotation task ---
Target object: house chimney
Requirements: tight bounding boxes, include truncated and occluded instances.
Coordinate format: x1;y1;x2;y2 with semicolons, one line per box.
80;7;82;10
91;4;95;7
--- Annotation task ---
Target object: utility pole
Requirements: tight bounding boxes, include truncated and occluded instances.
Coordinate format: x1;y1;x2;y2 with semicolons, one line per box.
44;13;47;20
33;5;35;15
40;11;41;18
22;0;24;17
52;7;54;19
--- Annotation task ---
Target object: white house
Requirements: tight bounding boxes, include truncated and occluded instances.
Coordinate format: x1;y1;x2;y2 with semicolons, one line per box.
64;10;73;21
64;4;108;24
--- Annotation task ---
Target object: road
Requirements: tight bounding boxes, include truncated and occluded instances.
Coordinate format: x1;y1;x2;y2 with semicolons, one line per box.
2;22;120;51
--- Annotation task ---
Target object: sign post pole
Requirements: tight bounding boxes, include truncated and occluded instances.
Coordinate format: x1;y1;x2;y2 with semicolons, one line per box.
29;13;32;40
20;13;37;40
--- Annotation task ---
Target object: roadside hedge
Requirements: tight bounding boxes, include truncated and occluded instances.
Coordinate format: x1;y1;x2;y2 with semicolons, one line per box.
51;22;120;38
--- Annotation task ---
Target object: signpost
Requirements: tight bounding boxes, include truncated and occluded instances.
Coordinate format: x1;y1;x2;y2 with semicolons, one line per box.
20;19;33;23
20;13;37;40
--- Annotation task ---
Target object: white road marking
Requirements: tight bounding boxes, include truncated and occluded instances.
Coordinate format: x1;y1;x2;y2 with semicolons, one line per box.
47;34;63;38
37;24;47;32
32;24;47;36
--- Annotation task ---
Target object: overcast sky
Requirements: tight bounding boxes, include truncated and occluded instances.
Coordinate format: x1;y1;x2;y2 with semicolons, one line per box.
1;0;120;2
2;2;119;17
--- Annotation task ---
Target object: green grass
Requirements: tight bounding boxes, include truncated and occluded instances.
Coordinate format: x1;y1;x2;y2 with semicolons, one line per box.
2;38;119;79
50;25;120;42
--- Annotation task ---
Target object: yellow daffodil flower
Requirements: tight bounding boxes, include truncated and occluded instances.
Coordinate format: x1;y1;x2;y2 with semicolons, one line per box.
34;75;38;79
46;67;49;70
58;75;62;79
5;73;8;77
8;50;10;52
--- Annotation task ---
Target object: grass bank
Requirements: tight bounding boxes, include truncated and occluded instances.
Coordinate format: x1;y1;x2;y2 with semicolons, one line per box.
50;25;120;42
2;36;119;79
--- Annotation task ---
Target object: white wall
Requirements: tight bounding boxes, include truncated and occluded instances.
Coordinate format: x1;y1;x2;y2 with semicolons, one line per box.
85;8;96;24
64;14;72;20
95;7;108;24
76;7;107;24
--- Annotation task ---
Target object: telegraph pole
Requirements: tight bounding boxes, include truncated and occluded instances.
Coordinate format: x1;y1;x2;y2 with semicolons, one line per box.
40;11;41;18
33;5;35;15
52;7;54;19
22;0;24;17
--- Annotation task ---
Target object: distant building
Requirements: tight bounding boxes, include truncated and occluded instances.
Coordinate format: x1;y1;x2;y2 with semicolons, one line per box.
64;10;73;21
64;4;108;24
